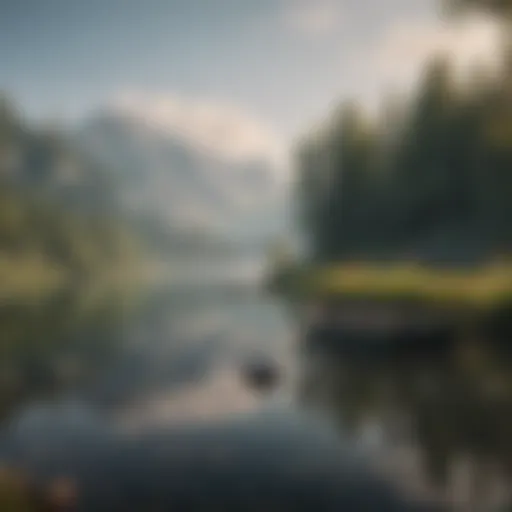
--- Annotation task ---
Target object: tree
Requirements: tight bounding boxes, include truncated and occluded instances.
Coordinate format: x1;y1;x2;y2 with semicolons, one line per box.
444;0;512;18
294;47;512;262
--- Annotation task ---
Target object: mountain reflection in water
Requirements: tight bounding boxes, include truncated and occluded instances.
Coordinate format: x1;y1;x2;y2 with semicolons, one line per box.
0;288;459;511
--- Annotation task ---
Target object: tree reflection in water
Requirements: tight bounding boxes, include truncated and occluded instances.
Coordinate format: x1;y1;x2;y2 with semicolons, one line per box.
298;324;512;509
0;286;130;423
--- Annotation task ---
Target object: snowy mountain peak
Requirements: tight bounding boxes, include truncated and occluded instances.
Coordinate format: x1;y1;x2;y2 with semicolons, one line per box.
105;92;289;174
78;94;290;242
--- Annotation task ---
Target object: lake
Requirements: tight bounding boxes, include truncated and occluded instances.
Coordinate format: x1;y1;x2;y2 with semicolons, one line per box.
0;279;506;510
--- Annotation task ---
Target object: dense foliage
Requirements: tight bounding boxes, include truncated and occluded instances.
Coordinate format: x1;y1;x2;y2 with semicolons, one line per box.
0;95;142;300
297;41;512;266
0;95;148;420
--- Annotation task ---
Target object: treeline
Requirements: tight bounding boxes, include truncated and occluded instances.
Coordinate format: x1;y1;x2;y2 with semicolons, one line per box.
297;39;512;265
0;95;142;299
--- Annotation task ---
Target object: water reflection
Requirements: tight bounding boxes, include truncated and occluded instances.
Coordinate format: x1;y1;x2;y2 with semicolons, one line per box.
0;287;129;423
4;402;430;511
0;289;441;511
299;326;512;509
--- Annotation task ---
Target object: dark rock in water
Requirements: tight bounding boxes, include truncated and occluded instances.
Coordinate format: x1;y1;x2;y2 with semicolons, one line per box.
241;358;280;392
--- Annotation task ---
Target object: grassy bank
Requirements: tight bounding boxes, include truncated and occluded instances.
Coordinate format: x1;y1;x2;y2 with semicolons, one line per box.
0;254;68;303
270;261;512;311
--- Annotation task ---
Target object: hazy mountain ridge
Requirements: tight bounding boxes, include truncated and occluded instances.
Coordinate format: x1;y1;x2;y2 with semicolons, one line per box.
77;105;289;248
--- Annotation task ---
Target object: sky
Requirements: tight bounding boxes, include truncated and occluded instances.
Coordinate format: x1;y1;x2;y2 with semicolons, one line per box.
0;0;502;156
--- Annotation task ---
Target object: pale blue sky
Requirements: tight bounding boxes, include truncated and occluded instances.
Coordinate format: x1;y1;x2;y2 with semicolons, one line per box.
1;0;462;142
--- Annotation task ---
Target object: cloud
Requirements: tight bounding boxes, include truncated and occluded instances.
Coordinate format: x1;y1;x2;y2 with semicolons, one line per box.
371;15;501;87
281;0;344;38
111;91;289;175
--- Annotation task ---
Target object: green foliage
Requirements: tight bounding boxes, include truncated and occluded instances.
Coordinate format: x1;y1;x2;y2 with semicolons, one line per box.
0;94;143;298
277;262;512;310
296;48;512;267
0;94;149;420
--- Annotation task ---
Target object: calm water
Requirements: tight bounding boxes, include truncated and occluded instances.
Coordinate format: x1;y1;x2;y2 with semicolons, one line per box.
1;284;507;510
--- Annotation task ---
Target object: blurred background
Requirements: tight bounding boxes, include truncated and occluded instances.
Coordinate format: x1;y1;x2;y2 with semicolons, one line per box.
2;0;512;510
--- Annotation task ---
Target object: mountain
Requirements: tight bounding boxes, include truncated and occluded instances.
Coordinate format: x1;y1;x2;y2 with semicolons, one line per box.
0;104;117;216
0;95;142;299
77;99;290;249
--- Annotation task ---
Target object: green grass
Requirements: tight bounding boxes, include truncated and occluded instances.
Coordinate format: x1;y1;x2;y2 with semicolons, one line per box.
271;261;512;310
0;250;146;309
0;254;68;303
